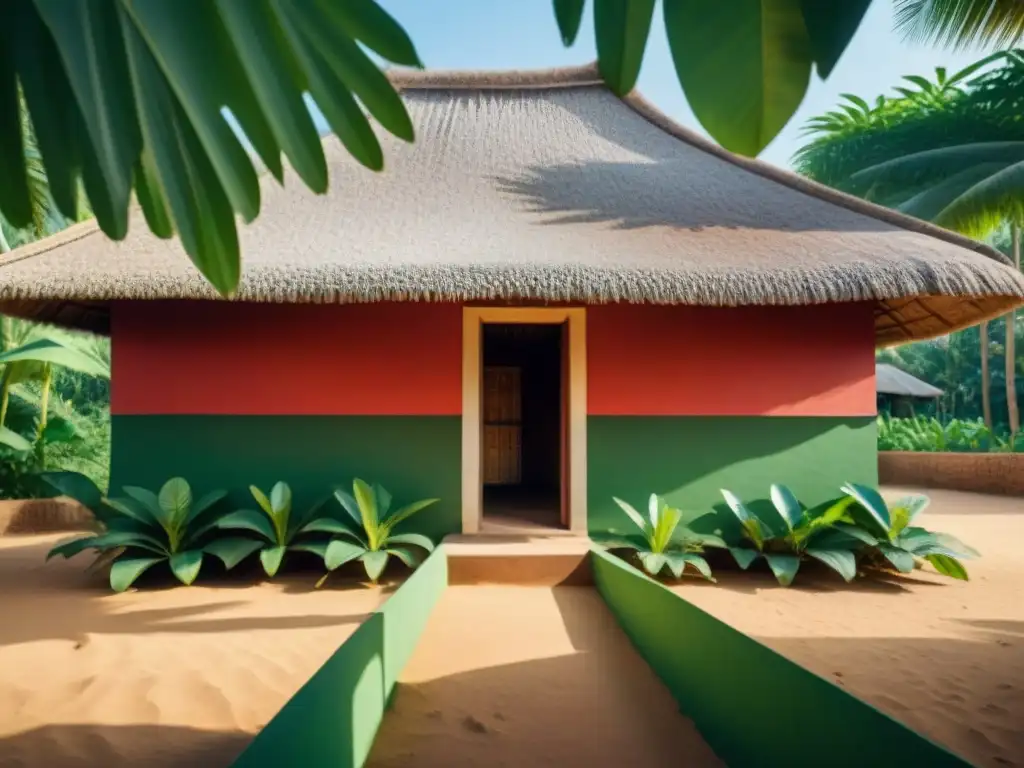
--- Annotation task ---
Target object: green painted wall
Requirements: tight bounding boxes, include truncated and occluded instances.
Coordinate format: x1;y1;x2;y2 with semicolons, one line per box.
231;547;449;768
110;415;462;541
587;416;877;534
592;549;969;767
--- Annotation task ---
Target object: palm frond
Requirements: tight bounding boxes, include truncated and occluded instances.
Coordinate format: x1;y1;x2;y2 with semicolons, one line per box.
895;0;1024;51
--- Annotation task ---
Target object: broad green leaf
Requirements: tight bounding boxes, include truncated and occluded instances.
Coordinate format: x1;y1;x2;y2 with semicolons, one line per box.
769;483;803;532
34;0;141;238
190;489;228;521
121;487;163;523
158;477;192;527
0;38;31;229
594;0;655;96
47;534;102;561
216;509;277;542
134;154;174;238
333;488;364;528
292;3;414;142
612;496;649;534
553;0;587;45
937;160;1024;236
384;497;438;531
270;480;292;517
877;543;916;573
840;483;892;539
249;485;275;516
648;493;660;527
932;532;980;559
352;478;379;545
0;338;110;377
289;540;328;558
591;535;644;552
298;516;366;544
361;550;390;582
273;1;383;171
668;552;715;581
652;504;682;553
120;18;241;294
316;0;423;67
216;0;328;193
799;0;871;77
102;495;156;526
169;549;204;585
830;522;878;546
852;142;1024;186
375;484;393;518
897;163;1009;223
260;545;287;577
729;547;761;570
205;537;263;570
664;0;812;156
325;539;366;571
807;525;873;551
0;426;31;452
385;532;435;553
764;553;801;586
110;556;163;593
386;546;422;568
638;551;667;576
926;554;969;581
805;548;857;582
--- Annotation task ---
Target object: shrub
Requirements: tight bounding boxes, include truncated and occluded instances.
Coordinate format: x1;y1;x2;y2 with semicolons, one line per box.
842;485;979;580
212;481;343;576
315;478;438;585
877;414;1022;452
719;484;861;586
45;474;230;592
595;493;718;581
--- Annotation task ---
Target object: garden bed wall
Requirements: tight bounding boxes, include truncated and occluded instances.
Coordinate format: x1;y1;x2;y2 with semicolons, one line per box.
0;498;94;535
230;546;449;768
590;548;970;768
879;451;1024;496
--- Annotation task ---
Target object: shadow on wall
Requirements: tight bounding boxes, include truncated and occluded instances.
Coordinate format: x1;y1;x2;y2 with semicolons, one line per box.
0;724;253;768
587;416;878;535
365;586;723;767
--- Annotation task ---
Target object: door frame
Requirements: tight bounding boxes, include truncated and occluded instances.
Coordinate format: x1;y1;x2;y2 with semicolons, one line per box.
461;307;588;534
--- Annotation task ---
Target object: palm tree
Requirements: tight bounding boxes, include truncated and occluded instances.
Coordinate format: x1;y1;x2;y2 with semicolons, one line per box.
895;0;1024;50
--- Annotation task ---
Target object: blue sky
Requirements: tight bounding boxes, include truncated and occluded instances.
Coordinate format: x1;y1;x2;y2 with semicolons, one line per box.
376;0;982;168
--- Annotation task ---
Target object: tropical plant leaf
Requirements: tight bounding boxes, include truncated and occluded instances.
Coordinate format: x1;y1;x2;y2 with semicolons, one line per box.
361;550;390;582
269;481;292;516
46;534;102;561
764;553;801;586
664;0;812;156
594;0;656;96
553;0;587;45
384;497;439;531
651;504;682;554
667;552;715;581
925;553;969;580
612;496;649;534
204;537;263;570
840;483;892;539
289;540;328;558
386;546;422;568
158;477;192;528
325;539;366;571
109;556;163;593
333;488;364;529
216;509;276;542
259;545;287;577
169;549;204;585
638;551;667;576
0;426;32;452
805;547;857;582
320;0;422;66
0;338;110;377
298;516;364;542
877;543;916;573
933;532;981;558
190;489;228;522
374;484;393;518
729;547;761;570
769;483;803;532
800;0;872;77
249;485;275;516
385;532;435;553
101;495;155;526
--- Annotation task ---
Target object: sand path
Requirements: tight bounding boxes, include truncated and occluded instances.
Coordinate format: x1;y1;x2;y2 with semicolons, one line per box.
672;487;1024;768
366;585;723;767
0;534;386;768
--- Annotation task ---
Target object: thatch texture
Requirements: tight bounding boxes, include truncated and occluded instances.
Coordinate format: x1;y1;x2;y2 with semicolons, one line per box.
2;64;1023;344
875;363;943;398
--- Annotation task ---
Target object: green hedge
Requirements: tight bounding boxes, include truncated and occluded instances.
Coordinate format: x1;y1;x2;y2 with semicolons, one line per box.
231;547;449;768
590;548;969;768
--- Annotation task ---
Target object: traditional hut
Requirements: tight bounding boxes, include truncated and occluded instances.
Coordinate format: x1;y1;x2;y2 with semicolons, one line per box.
876;363;943;417
2;64;1023;539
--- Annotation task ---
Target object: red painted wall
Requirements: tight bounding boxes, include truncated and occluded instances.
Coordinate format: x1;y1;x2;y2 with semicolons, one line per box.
111;301;462;415
587;303;875;416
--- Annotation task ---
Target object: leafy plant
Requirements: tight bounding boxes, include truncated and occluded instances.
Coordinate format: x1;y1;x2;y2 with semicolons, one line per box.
212;481;341;576
315;478;438;586
45;475;229;592
842;485;980;580
596;493;718;581
719;484;862;586
877;414;1021;452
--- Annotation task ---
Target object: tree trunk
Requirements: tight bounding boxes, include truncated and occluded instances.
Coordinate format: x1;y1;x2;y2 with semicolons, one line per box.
981;321;992;429
1008;225;1021;436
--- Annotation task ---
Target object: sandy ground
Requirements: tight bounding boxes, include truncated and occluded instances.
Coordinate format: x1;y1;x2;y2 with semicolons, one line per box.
0;534;387;768
366;585;723;768
672;487;1024;768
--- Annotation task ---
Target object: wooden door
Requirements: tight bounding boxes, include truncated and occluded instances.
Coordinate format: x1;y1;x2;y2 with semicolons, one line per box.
560;321;570;526
483;366;522;485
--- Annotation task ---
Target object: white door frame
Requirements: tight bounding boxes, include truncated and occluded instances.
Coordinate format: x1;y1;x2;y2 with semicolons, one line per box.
461;307;588;533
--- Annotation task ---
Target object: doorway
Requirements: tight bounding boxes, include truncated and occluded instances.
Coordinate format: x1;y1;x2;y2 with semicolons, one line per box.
481;323;563;530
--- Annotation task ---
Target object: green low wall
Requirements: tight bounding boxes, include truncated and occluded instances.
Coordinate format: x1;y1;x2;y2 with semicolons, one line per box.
231;547;449;768
590;549;970;768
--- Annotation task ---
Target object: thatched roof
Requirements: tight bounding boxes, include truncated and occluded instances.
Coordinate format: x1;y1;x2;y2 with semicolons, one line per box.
876;363;943;398
2;63;1023;343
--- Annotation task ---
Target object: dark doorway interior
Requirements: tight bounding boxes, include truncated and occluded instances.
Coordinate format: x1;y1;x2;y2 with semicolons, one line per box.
481;323;563;530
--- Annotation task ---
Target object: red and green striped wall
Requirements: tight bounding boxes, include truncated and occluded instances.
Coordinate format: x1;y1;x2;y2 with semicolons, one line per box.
584;303;878;533
110;300;877;539
109;301;464;541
